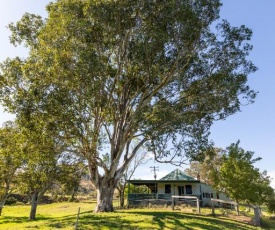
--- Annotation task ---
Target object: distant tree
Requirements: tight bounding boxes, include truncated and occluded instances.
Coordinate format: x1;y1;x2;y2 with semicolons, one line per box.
184;148;224;185
212;141;273;214
0;0;257;212
116;149;150;207
0;122;24;216
57;154;87;202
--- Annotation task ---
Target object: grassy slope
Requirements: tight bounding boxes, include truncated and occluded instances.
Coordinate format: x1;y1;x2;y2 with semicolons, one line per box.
0;202;273;230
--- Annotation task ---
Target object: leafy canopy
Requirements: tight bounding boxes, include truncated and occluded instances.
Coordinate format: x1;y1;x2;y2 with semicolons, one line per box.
184;147;224;185
0;122;25;205
212;141;273;205
0;0;257;163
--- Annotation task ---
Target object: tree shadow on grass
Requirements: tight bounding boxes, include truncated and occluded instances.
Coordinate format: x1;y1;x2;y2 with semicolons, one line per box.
0;209;258;230
0;215;55;230
50;210;257;230
127;211;256;230
44;213;137;230
0;216;29;225
0;209;94;229
0;215;53;225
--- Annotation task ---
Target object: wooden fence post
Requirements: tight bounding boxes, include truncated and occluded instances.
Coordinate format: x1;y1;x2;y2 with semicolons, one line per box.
172;197;174;210
211;201;215;215
197;198;200;214
75;207;81;230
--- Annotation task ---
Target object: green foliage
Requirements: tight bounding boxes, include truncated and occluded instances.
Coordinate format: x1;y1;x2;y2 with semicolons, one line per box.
186;142;274;206
0;0;257;162
212;141;273;205
266;191;275;213
56;155;87;201
11;117;70;219
266;199;275;213
17;127;61;197
267;199;275;213
184;148;224;185
4;197;17;206
0;121;25;210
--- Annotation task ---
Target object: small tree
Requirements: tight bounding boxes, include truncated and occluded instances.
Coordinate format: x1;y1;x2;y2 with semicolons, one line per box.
184;148;224;185
212;141;273;214
57;155;87;202
0;122;24;216
17;119;66;220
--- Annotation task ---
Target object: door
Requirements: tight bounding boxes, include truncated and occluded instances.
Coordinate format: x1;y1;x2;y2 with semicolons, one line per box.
178;186;184;196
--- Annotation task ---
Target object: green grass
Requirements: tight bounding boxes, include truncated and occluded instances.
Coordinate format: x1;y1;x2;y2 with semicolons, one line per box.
0;202;274;230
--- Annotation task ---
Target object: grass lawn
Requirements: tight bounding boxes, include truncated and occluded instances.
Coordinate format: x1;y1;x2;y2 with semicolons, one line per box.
0;202;274;230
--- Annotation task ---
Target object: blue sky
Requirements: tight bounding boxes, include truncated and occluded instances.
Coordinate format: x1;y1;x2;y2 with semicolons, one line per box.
0;1;274;188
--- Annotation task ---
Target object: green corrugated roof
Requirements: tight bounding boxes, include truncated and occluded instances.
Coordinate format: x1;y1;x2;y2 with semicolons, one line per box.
159;169;196;181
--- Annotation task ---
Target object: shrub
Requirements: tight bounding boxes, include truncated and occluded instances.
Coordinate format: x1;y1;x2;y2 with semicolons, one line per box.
266;199;275;213
5;197;17;205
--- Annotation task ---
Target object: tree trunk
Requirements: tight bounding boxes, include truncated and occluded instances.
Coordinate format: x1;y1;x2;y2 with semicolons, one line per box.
94;185;115;212
253;207;261;227
120;190;125;207
0;194;10;216
29;192;39;220
70;188;78;202
236;204;240;216
70;192;75;202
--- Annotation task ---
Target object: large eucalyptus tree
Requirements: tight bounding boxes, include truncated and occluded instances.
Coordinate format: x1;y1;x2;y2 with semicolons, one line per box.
0;0;257;212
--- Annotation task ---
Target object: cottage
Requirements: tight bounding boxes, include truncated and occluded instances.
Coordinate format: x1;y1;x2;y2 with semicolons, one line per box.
127;169;231;207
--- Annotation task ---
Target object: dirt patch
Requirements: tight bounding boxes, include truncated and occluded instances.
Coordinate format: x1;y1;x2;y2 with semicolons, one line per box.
227;214;253;225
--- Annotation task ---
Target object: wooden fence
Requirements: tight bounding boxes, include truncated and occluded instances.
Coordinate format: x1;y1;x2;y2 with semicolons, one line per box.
210;198;261;227
172;195;200;213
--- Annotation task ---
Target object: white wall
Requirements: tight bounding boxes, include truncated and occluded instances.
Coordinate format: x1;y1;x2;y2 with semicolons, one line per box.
157;183;201;196
200;183;231;206
156;182;231;207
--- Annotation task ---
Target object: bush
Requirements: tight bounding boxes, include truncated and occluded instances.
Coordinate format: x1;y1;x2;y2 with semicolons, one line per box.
68;197;76;202
5;197;17;205
266;199;275;213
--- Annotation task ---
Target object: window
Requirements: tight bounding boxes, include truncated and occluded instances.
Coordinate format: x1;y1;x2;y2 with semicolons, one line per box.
185;185;192;194
178;186;184;195
203;193;213;198
165;184;171;194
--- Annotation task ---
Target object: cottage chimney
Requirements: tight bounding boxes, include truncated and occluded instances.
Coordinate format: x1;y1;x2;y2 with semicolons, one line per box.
197;173;200;181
